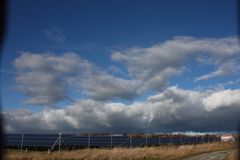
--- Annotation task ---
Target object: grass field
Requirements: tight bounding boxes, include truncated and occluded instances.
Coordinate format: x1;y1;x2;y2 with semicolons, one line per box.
224;149;238;160
4;142;237;160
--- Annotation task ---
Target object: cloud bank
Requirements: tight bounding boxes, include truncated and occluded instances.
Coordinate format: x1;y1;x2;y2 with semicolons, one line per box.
13;36;240;106
3;87;240;133
5;36;240;133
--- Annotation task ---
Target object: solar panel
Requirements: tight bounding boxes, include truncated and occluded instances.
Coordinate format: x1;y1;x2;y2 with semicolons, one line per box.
3;134;221;149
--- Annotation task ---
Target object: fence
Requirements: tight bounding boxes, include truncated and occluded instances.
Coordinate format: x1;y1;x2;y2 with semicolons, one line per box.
4;133;222;153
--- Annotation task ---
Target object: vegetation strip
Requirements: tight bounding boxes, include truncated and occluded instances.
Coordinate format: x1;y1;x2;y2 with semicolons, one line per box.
4;142;237;160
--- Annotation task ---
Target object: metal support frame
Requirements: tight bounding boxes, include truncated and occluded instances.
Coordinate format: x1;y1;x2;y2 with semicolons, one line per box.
158;135;161;146
20;134;24;152
180;135;182;145
48;133;62;154
129;135;132;148
58;133;61;155
110;134;113;149
145;135;148;147
7;133;223;151
88;133;91;148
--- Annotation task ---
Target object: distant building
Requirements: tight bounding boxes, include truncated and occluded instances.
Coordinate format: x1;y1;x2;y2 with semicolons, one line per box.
221;134;234;142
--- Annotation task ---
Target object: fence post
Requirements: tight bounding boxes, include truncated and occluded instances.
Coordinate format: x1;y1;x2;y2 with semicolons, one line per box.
110;134;113;149
184;135;185;145
21;134;24;152
130;135;132;148
58;133;61;155
145;135;148;147
88;133;91;148
158;135;161;146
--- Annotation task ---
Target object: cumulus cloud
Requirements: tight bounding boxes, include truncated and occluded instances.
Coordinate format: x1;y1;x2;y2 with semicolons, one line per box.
12;36;240;106
195;58;239;81
112;36;240;85
195;69;228;82
3;87;240;133
4;35;240;134
14;52;140;104
14;52;91;105
79;74;139;100
203;89;240;111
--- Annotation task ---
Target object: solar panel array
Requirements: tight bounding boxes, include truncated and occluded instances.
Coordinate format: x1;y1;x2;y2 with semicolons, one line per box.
4;134;220;150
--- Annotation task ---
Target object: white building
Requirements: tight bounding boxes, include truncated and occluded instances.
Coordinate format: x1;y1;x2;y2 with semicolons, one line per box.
221;134;234;142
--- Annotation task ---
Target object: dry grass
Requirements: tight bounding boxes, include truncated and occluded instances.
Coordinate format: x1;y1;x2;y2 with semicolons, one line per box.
4;142;237;160
224;149;238;160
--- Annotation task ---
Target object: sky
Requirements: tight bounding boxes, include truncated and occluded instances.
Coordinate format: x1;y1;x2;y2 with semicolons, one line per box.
1;0;240;134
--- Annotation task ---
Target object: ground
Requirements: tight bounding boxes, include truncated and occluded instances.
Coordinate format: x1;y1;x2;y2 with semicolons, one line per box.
4;142;238;160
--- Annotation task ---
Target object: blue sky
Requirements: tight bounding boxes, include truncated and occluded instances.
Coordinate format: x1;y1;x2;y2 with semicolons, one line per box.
1;0;240;133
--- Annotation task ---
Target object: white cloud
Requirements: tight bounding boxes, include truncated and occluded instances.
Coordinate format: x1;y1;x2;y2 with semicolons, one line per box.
203;89;240;111
13;52;89;106
14;52;141;104
3;87;240;133
112;36;240;85
3;35;240;134
12;36;240;106
195;69;228;82
79;74;139;100
195;59;239;81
